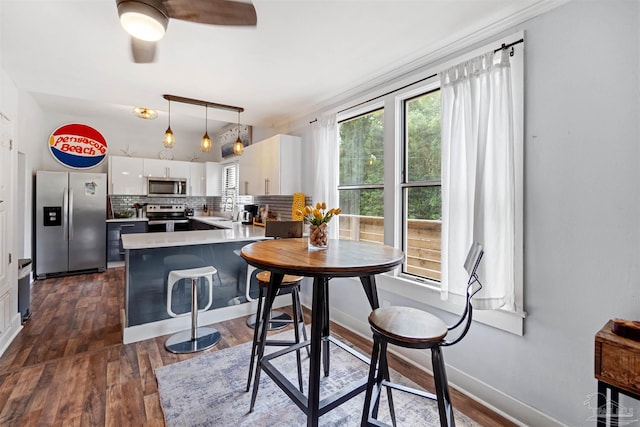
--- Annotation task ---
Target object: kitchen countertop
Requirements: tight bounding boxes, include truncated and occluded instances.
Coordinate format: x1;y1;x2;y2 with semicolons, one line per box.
106;217;149;223
121;221;266;250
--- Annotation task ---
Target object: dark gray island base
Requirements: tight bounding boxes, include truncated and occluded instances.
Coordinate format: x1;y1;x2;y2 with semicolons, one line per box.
126;240;251;327
121;224;275;343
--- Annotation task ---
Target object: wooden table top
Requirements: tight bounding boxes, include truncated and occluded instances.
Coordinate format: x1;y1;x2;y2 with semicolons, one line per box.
240;238;404;278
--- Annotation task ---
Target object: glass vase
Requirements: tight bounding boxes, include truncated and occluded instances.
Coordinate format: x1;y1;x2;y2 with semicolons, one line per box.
308;223;329;250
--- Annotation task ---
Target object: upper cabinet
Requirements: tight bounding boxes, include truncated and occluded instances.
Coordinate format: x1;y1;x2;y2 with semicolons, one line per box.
108;156;145;195
108;157;221;197
205;162;222;197
189;162;205;197
143;158;190;179
238;134;301;195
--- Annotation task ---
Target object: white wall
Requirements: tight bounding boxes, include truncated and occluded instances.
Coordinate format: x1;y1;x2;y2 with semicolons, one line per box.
31;112;220;173
288;1;640;425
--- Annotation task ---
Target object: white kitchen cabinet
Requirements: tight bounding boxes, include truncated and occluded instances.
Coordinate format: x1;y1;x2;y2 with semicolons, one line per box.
189;162;205;196
238;134;301;195
143;158;191;179
108;156;145;195
205;162;222;196
238;144;260;195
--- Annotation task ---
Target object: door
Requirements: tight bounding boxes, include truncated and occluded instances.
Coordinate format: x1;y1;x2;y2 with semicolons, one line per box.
35;171;69;276
68;172;106;272
0;115;11;298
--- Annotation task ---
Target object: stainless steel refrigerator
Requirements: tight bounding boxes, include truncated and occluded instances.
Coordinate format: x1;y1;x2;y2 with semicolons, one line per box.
35;170;107;278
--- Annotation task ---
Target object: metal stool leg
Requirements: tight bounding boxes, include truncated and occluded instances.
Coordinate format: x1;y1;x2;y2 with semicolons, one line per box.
246;283;265;391
165;269;221;354
291;287;304;392
432;347;455;427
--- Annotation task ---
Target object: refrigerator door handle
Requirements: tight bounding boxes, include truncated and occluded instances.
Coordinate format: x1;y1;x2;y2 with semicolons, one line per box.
68;187;74;241
63;187;69;241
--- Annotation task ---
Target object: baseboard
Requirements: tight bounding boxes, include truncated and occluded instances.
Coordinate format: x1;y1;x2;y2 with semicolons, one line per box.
318;303;563;427
0;313;23;358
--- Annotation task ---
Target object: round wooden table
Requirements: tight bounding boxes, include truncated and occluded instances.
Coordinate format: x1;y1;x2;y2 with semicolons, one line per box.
241;238;404;427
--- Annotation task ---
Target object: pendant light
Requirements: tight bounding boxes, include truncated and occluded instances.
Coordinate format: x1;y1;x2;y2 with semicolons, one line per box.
200;106;212;152
233;110;244;155
162;98;175;148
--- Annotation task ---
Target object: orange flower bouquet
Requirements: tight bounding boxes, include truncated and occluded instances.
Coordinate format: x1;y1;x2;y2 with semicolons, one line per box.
296;202;341;249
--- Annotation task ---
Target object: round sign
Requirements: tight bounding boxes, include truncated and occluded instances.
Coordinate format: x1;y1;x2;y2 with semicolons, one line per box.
48;123;108;169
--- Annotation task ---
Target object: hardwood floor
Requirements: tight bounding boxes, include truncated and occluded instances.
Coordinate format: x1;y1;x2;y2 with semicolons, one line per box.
0;268;516;426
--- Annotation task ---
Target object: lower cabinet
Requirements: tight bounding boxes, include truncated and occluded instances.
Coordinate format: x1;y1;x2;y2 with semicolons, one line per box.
190;219;218;230
107;221;147;262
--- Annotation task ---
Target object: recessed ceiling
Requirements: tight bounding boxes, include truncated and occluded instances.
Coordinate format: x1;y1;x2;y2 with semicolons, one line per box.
0;0;557;132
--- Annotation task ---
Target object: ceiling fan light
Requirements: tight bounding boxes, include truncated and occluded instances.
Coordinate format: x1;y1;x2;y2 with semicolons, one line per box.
118;0;168;42
163;127;175;148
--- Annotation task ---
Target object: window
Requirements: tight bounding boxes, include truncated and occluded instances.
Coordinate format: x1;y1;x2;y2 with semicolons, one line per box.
222;162;238;203
335;34;525;334
402;89;442;282
338;108;384;243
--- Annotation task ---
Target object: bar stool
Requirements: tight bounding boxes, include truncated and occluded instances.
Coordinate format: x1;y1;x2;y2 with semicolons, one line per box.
234;249;291;330
246;270;308;394
361;242;484;427
165;266;221;354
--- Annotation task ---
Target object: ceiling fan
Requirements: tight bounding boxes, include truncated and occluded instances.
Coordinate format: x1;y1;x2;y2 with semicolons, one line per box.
116;0;257;63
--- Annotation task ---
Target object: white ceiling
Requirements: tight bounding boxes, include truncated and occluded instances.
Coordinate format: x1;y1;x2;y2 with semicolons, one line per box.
1;0;556;133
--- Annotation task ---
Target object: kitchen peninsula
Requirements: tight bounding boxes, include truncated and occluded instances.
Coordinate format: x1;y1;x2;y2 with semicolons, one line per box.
120;220;271;344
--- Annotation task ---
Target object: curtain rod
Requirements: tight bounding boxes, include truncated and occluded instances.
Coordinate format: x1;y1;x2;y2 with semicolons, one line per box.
333;38;524;117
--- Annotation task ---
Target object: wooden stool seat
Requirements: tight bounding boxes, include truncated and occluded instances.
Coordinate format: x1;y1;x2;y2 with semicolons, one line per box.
256;271;303;288
369;306;448;346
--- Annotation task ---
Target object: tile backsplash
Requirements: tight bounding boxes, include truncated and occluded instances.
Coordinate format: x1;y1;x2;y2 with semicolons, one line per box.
108;194;312;219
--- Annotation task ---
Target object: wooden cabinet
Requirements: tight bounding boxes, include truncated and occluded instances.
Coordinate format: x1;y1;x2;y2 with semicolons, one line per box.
189;162;205;197
595;320;640;396
594;320;640;427
205;162;221;196
238;134;301;195
108;156;145;195
107;221;147;262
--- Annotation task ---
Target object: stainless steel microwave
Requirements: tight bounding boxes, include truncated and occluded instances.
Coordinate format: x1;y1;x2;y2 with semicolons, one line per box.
147;177;187;197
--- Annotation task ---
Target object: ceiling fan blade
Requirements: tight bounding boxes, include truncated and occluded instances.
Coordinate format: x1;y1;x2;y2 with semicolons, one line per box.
163;0;257;26
131;37;157;63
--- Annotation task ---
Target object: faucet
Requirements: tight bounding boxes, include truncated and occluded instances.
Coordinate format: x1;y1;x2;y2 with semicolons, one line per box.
223;195;237;220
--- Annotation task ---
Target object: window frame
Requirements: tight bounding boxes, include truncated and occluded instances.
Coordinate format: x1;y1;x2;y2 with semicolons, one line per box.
337;103;386;243
399;84;442;283
335;32;525;335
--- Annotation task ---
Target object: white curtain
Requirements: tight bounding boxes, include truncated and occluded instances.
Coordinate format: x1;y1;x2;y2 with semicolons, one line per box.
440;50;515;311
310;115;339;238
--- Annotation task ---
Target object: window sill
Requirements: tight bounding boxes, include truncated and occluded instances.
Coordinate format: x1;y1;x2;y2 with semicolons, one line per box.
368;272;526;336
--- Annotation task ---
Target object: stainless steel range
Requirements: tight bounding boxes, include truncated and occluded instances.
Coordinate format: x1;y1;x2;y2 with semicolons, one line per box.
146;204;190;232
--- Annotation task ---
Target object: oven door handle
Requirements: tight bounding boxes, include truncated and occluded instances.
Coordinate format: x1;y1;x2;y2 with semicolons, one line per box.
147;219;190;225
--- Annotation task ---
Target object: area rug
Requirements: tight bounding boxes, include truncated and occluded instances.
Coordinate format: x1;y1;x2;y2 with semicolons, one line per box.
155;330;480;426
